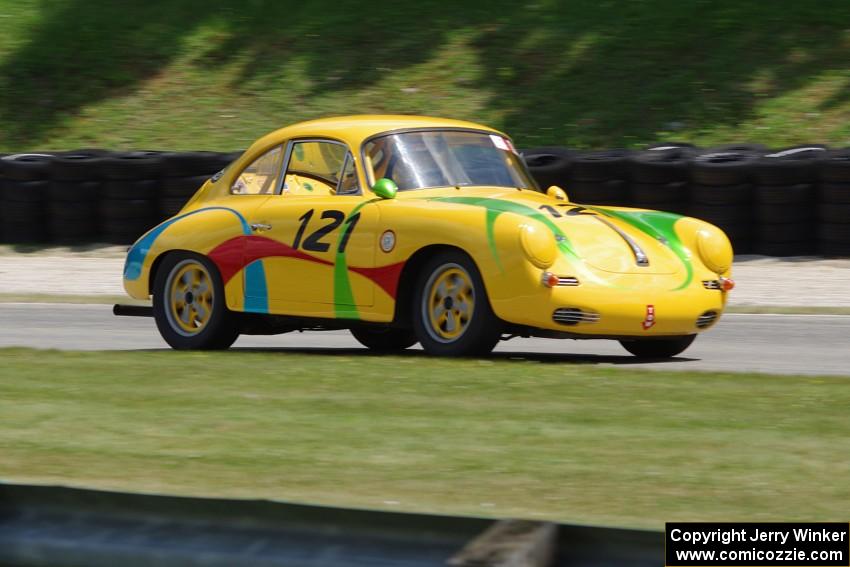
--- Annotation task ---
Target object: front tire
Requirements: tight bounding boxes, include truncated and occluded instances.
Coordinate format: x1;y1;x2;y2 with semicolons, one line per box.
619;335;696;358
412;251;501;356
153;252;239;350
350;327;418;352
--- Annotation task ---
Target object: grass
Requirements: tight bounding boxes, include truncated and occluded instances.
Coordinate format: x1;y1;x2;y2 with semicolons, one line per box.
1;347;848;529
0;1;847;151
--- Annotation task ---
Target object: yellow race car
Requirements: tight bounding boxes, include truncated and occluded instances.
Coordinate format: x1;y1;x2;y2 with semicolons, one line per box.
118;115;734;357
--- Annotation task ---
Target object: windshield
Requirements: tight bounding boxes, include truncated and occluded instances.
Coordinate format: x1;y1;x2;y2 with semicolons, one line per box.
363;130;538;191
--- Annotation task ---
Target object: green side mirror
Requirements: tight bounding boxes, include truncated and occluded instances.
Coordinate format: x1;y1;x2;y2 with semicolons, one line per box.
372;178;398;200
547;185;568;201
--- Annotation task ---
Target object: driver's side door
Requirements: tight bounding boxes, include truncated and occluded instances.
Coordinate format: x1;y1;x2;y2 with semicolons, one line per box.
245;139;379;318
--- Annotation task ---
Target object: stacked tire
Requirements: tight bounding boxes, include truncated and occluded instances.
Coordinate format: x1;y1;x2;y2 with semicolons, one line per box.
159;152;237;217
566;150;631;205
628;143;694;214
48;149;109;242
521;147;573;191
688;145;764;253
817;148;850;256
1;154;54;243
100;152;164;244
752;145;825;256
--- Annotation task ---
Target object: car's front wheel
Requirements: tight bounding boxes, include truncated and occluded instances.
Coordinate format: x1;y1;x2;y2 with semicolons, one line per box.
153;252;239;350
619;335;696;358
412;251;501;356
350;327;418;352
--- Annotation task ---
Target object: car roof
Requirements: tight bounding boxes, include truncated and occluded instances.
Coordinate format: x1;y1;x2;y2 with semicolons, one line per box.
247;115;505;153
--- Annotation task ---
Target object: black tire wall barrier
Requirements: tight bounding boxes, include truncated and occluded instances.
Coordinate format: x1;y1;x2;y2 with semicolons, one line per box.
1;145;848;256
523;143;850;257
0;150;243;245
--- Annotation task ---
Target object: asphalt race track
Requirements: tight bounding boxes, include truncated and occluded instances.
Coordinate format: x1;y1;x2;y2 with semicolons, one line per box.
1;303;848;376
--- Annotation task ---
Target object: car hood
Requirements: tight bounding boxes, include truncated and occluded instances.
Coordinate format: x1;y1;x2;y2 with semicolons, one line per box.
403;187;687;275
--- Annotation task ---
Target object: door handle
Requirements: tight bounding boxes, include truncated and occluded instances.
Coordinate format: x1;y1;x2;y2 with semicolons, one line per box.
250;222;272;232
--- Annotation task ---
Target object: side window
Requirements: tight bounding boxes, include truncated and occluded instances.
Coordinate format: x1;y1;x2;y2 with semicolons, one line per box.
283;140;357;196
231;146;283;195
337;153;360;195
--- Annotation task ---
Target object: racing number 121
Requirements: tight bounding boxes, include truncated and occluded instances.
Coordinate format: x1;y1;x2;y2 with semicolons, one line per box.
292;209;361;253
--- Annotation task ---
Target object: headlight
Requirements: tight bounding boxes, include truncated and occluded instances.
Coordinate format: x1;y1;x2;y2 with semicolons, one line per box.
696;228;733;273
519;222;557;268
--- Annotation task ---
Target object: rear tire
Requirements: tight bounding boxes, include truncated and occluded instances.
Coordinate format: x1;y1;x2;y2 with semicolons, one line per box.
153;252;239;350
619;335;696;358
412;251;501;356
350;327;418;352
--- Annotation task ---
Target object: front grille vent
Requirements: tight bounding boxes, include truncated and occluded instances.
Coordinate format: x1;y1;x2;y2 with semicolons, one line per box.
552;308;601;326
702;280;721;290
696;310;719;329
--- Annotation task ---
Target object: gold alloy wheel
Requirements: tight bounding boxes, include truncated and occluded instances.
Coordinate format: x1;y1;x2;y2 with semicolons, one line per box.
164;259;214;337
422;263;475;343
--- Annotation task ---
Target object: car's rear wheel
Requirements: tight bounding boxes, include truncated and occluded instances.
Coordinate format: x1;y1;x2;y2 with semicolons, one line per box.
350;327;418;352
153;252;239;350
413;251;501;356
619;335;696;358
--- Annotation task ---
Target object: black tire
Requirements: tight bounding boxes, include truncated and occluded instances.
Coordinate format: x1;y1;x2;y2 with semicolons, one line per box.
51;221;98;242
102;152;165;180
689;182;752;206
101;178;159;200
619;335;696;358
690;151;757;186
630;181;687;204
521;146;574;189
709;143;768;154
1;154;54;181
350;327;418;352
817;148;850;183
688;204;751;226
569;149;630;182
645;141;697;150
819;240;850;257
754;183;813;205
566;179;629;204
753;240;816;257
628;147;694;184
755;202;815;223
99;198;156;220
50;153;108;181
1;221;46;243
162;152;232;177
161;175;210;198
1;179;49;202
412;251;501;356
158;196;190;217
633;200;687;215
48;180;100;202
153;252;239;350
818;202;850;223
2;199;43;220
753;146;826;185
819;182;850;204
818;223;850;242
102;218;155;244
48;200;98;221
755;222;816;242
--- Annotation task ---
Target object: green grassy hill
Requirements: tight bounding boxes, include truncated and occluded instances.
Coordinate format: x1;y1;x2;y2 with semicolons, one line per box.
0;0;847;151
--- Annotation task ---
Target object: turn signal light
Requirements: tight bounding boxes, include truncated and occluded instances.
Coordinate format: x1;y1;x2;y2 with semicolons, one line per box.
542;271;560;288
719;277;735;291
